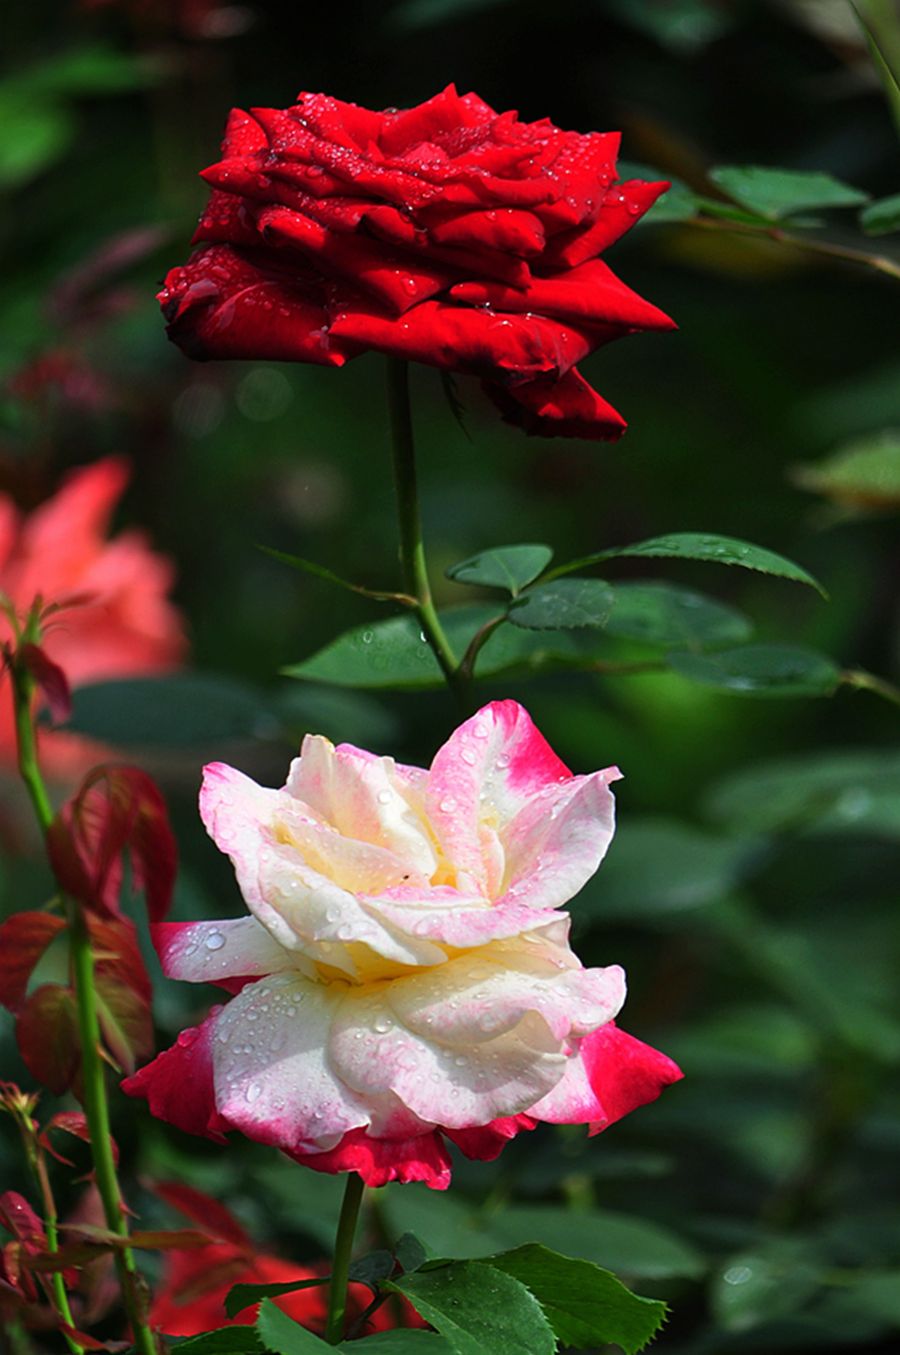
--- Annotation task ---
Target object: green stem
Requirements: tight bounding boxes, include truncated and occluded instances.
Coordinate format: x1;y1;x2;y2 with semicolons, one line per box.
386;358;470;707
324;1172;366;1345
12;666;53;834
842;667;900;708
9;663;157;1355
687;214;900;282
23;1129;82;1355
69;907;156;1355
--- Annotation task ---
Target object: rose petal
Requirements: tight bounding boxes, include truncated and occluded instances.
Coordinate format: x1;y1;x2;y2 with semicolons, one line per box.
151;918;304;987
424;700;572;895
287;1125;453;1189
157;245;354;366
121;1014;227;1142
583;1023;684;1130
450;258;675;331
544;180;670;268
484;367;628;441
285;736;438;878
212;974;369;1151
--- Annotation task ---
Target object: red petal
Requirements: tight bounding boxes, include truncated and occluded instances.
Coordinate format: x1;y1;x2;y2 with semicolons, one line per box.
121;1016;228;1143
158;245;355;366
582;1023;683;1130
286;1128;453;1190
483;367;627;441
257;207;452;314
451;258;676;332
329;301;593;379
426;206;545;257
544;180;670;267
445;1114;537;1161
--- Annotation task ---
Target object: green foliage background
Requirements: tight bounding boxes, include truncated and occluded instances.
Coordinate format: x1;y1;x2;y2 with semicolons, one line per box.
1;1;898;1352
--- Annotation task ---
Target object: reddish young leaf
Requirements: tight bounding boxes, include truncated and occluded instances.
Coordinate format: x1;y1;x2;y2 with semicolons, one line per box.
0;1193;46;1304
94;976;153;1075
87;915;152;1005
38;1112;120;1170
150;1182;251;1250
0;913;66;1013
47;766;177;923
0;1193;45;1248
20;642;72;723
16;985;81;1096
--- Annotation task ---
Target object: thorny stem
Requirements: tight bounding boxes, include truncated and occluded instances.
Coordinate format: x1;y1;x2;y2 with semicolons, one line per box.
842;667;900;708
687;214;900;282
386;358;471;709
9;659;158;1355
14;1108;83;1355
324;1172;366;1344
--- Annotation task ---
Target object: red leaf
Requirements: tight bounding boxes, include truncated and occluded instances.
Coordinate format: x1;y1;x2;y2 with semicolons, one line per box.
150;1182;251;1250
86;915;152;1005
20;642;72;723
16;985;81;1096
0;913;66;1013
38;1112;121;1171
47;766;177;923
94;975;153;1075
0;1193;45;1248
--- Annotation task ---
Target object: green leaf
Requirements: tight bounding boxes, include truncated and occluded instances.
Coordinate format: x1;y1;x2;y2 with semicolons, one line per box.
348;1249;395;1288
605;582;753;650
860;192;900;235
483;1245;667;1355
608;160;700;223
255;1300;331;1353
62;674;279;746
577;816;762;922
225;1278;327;1321
0;96;74;189
552;532;826;596
339;1335;450;1353
709;165;869;220
170;1329;262;1355
847;1270;900;1324
487;1206;706;1281
380;1192;704;1281
283;606;571;689
710;1245;823;1332
667;645;841;698
395;1234;428;1274
509;578;615;630
260;546;406;602
388;1261;555;1355
446;544;553;595
704;747;900;837
792;430;900;511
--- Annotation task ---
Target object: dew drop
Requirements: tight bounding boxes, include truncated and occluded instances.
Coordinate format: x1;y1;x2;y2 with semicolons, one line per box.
205;931;226;952
245;1082;262;1104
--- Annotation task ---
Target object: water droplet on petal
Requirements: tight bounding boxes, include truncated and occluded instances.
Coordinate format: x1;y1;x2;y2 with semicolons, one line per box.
205;931;226;951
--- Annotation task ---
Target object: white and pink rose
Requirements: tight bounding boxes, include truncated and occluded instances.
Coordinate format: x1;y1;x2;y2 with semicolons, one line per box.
124;700;680;1188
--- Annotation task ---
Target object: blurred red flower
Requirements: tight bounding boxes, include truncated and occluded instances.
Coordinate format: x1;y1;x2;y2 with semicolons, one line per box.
0;458;186;779
159;85;674;441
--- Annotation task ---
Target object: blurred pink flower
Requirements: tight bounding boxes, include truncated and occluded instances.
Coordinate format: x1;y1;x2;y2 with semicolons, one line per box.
125;701;681;1189
0;458;186;778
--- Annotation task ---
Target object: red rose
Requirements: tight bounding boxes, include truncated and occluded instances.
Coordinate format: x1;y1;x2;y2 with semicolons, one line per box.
159;84;674;440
